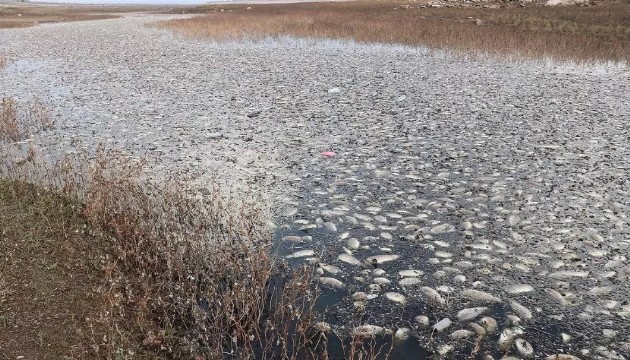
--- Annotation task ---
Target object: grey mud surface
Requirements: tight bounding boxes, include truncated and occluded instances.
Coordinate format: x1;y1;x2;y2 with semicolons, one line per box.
1;14;629;359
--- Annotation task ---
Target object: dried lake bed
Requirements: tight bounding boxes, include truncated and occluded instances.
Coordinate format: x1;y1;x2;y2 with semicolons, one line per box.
1;14;629;359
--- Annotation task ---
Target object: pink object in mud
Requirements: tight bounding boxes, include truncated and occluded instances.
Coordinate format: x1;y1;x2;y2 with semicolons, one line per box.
321;151;337;157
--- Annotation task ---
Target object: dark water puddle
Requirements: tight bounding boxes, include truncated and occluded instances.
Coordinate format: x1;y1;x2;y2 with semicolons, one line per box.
271;226;432;359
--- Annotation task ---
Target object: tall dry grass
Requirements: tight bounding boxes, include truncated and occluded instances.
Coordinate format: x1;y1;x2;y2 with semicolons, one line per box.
158;1;630;64
0;97;53;141
1;98;392;359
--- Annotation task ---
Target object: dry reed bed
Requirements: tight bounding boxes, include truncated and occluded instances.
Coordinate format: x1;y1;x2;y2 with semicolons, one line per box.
0;4;167;29
1;97;387;358
158;1;630;64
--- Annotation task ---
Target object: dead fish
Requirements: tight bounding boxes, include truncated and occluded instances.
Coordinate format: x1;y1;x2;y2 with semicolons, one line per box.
323;222;337;232
352;325;384;337
286;249;315;258
431;223;454;234
338;253;362;266
545;288;569;306
469;323;486;336
450;329;474;340
509;300;533;321
515;338;534;358
319;277;345;289
284;207;298;217
504;284;534;294
282;235;304;243
365;254;400;265
432;318;452;332
461;289;502;303
319;263;342;275
545;355;581;360
394;327;411;341
507;314;521;327
399;277;422;286
415;315;429;326
587;286;615;296
479;317;498;333
498;328;518;352
420;286;446;306
385;292;406;304
399;269;423;277
457;307;488;321
548;271;589;279
346;238;360;250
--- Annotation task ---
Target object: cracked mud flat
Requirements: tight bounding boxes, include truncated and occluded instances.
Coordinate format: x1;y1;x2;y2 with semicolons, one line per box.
1;14;630;359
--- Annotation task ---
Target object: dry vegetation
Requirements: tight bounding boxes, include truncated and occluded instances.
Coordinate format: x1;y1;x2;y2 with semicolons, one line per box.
0;97;394;358
0;97;53;141
0;4;169;29
158;0;630;63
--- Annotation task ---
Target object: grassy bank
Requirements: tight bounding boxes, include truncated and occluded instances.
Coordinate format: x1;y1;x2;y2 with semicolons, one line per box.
0;95;334;359
158;0;630;64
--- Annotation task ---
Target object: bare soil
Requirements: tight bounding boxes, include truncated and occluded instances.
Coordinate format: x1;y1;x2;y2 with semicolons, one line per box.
0;181;109;359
